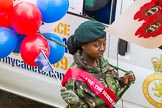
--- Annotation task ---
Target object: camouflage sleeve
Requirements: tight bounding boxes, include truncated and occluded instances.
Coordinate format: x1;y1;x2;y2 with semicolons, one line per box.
64;79;89;108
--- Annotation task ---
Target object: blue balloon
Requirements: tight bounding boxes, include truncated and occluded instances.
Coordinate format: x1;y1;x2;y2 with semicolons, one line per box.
43;33;65;64
37;0;69;23
0;27;18;58
13;35;26;53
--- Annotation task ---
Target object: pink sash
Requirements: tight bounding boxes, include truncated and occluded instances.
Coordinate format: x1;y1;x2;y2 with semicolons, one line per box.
61;68;117;108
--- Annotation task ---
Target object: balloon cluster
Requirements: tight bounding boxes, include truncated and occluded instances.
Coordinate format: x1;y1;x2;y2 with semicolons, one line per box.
0;0;68;66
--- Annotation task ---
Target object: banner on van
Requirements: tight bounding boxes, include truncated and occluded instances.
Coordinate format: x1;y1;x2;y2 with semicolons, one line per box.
107;0;162;49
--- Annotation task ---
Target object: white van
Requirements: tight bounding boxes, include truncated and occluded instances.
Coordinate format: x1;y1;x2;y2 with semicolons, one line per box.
0;0;161;108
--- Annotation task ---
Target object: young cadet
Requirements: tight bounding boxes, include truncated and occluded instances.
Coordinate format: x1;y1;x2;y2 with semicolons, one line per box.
60;20;135;108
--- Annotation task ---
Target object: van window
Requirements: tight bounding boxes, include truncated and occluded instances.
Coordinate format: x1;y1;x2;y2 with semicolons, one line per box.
83;0;117;24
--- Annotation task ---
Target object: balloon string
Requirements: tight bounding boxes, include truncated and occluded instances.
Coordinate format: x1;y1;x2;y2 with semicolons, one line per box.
43;35;67;48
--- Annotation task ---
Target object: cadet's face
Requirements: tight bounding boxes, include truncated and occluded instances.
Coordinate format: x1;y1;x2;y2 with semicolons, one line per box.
82;37;106;60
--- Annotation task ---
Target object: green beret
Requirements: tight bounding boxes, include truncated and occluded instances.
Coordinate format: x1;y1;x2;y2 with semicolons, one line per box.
74;20;106;43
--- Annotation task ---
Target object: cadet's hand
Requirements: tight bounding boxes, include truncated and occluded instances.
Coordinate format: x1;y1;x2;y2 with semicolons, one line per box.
121;73;135;85
60;87;79;105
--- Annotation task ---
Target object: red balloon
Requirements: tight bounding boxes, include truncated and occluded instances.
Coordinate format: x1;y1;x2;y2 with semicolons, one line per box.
20;33;50;66
0;10;12;27
12;2;42;35
0;0;13;12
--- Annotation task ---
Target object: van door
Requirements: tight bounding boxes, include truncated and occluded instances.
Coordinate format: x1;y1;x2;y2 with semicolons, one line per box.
110;0;162;108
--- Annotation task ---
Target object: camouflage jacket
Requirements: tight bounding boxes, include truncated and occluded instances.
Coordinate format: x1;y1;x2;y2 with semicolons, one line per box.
63;51;131;108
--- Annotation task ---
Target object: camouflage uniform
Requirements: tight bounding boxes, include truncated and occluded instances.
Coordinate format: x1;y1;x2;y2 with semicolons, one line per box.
63;51;131;108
